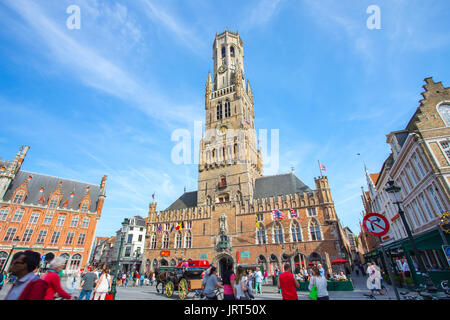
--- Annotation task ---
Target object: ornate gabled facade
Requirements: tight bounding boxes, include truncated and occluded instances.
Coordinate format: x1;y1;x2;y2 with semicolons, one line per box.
0;146;107;272
143;30;349;277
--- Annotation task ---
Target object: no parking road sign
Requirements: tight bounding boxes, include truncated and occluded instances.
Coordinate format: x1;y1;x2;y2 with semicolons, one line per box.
363;212;390;237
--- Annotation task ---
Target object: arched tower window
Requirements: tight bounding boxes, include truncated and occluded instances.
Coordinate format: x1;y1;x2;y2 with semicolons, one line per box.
221;46;226;58
437;103;450;126
162;232;169;249
225;100;231;117
309;218;322;241
216;101;223;120
273;222;284;244
150;234;157;249
291;220;302;242
230;46;235;57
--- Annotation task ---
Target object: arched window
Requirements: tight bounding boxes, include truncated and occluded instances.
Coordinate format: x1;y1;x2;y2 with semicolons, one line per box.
230;46;235;57
216;102;223;120
59;253;70;263
221;46;226;58
309;219;322;241
291;220;302;242
206;196;212;206
225;100;231;117
170;259;176;266
257;224;266;244
273;222;284;243
162;232;169;249
175;231;182;249
437;103;450;126
69;254;82;270
150;234;157;249
185;230;192;248
0;251;7;271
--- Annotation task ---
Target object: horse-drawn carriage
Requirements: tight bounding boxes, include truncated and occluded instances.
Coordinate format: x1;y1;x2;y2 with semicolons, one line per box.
155;260;209;300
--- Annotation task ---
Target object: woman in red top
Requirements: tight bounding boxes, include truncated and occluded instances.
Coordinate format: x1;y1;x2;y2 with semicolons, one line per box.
41;257;72;300
277;264;300;300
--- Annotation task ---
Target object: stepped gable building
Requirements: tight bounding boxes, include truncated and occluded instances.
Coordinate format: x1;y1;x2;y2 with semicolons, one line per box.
143;30;349;276
0;146;107;272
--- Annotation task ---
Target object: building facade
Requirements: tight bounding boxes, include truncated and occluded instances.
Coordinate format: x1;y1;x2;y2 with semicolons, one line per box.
363;78;450;284
111;216;146;273
143;30;349;277
0;146;107;272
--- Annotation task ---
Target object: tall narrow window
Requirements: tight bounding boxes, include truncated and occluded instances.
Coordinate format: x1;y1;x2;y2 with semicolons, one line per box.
48;199;58;209
440;140;450;160
230;46;235;57
257;225;266;244
151;234;157;249
3;228;17;241
162;232;169;249
0;208;9;221
221;46;226;58
412;154;426;178
65;232;75;245
225;100;231;117
69;254;82;270
185;231;192;248
82;218;89;228
309;219;322;241
43;214;53;225
70;216;79;227
77;233;86;246
12;209;24;222
419;193;435;220
56;215;66;227
291;221;302;242
175;232;182;249
29;212;40;225
216;102;223;120
36;230;47;244
50;231;61;245
427;186;444;214
22;229;34;242
274;222;284;243
80;202;89;213
406;164;418;186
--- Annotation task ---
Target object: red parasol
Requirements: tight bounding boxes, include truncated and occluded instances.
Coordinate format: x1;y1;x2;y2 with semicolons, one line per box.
331;258;348;265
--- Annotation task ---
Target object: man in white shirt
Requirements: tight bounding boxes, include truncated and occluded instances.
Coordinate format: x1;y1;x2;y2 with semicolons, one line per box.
402;258;411;278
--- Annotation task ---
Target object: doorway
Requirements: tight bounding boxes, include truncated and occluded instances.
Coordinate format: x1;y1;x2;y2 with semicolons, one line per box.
216;254;234;279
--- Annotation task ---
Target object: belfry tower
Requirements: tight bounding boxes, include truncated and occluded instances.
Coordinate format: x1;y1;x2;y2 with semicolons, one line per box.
198;29;263;206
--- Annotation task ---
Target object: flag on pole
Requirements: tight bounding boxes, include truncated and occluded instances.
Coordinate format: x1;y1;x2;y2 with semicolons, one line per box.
272;209;284;220
156;224;162;234
290;208;298;219
175;222;183;230
170;224;174;233
319;162;327;171
255;214;259;229
152;193;155;200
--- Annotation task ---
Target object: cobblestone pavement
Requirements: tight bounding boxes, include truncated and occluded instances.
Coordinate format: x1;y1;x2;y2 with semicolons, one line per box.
0;271;402;300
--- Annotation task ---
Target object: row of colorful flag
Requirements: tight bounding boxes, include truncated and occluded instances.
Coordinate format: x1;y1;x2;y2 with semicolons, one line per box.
156;222;184;234
255;209;302;229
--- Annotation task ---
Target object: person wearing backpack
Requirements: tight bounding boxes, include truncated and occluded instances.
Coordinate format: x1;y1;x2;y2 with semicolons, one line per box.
5;250;48;300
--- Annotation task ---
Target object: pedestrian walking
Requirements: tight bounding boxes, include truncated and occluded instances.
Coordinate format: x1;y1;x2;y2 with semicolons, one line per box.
278;264;299;300
4;250;48;300
78;267;98;300
233;266;250;300
263;270;268;285
41;257;72;300
254;267;263;294
309;266;329;300
247;270;254;293
135;271;140;287
222;262;236;300
93;267;112;300
203;266;223;300
366;262;382;295
275;267;282;293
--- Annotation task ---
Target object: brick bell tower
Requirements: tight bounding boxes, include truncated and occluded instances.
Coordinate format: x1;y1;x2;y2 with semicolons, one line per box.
198;29;263;207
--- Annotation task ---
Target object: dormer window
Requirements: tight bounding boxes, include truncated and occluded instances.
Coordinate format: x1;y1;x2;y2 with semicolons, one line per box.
80;202;89;213
13;193;24;204
48;199;58;209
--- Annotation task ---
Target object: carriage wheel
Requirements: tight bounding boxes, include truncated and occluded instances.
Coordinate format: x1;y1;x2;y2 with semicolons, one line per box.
165;281;174;298
178;279;188;300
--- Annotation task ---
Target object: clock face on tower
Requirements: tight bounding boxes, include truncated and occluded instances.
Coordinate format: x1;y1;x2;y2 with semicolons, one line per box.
217;125;227;136
218;65;227;74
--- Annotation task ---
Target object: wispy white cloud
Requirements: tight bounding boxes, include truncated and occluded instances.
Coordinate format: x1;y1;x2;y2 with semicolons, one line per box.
247;0;284;27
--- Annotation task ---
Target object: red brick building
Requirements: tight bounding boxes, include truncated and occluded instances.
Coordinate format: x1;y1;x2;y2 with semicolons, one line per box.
0;146;106;272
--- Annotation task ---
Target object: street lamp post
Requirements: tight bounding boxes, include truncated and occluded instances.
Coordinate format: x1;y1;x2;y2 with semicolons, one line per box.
1;236;20;273
385;181;437;292
111;218;129;300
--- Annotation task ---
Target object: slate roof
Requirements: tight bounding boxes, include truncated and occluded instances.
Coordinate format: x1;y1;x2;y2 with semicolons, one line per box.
253;173;312;199
395;131;409;148
165;191;198;211
2;170;101;212
130;215;146;227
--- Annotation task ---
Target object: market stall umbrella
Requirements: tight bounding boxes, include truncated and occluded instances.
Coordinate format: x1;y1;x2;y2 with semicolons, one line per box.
331;258;348;265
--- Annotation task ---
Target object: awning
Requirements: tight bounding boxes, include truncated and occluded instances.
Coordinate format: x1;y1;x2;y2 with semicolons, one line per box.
331;258;348;265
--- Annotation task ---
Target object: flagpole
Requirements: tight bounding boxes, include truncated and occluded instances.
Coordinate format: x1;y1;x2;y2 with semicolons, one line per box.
318;160;322;177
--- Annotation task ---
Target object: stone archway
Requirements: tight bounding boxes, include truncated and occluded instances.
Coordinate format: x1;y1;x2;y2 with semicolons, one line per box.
257;255;268;276
160;258;168;266
269;254;280;276
213;253;234;279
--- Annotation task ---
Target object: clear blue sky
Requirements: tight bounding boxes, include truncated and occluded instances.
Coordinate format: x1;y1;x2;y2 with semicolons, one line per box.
1;0;449;237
